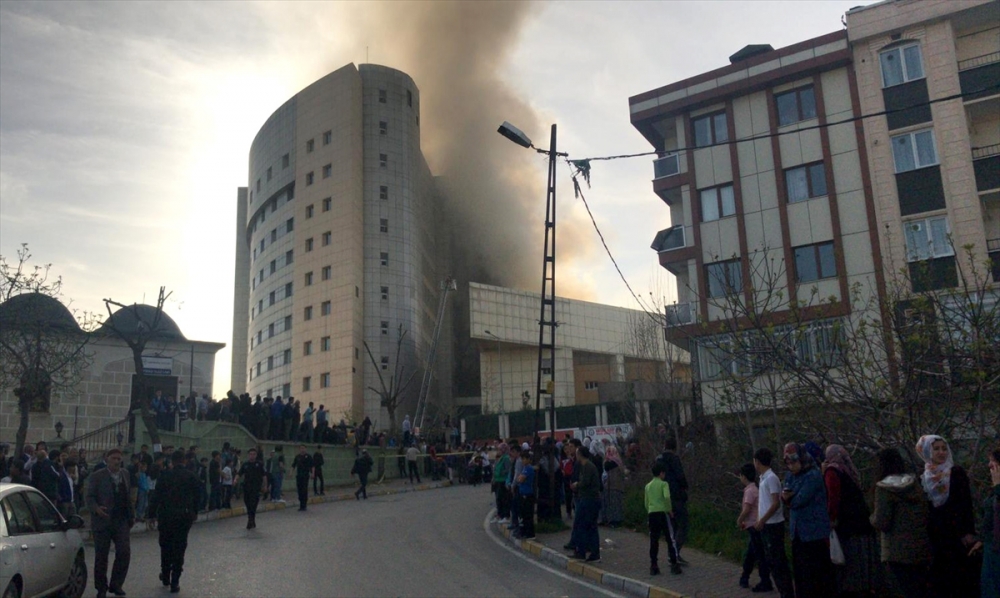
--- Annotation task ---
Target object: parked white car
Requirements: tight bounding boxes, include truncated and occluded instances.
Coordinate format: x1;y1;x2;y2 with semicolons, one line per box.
0;483;87;598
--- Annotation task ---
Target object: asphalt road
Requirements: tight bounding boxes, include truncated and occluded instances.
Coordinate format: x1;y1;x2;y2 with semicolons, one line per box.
85;484;622;597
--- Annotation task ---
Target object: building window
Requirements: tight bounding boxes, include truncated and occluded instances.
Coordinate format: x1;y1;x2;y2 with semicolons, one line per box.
785;162;828;202
306;139;314;153
258;299;263;314
903;217;953;262
305;271;313;286
282;383;291;397
320;373;330;388
305;238;314;252
700;184;736;222
282;154;290;168
306;172;314;186
321;336;331;351
794;242;837;282
304;306;313;321
256;178;261;192
257;330;262;344
381;356;389;370
284;282;292;298
304;341;312;356
256;362;261;376
322;265;331;280
306;204;314;219
286;218;294;233
407;90;413;107
321;301;331;316
270;229;277;243
378;89;387;103
323;130;332;145
285;249;294;265
283;349;292;366
705;259;743;298
355;347;360;360
775;86;817;126
322;164;332;178
266;166;272;182
267;355;274;371
379;153;388;168
692;111;728;147
380;252;389;266
381;286;389;300
355;285;359;297
268;322;275;337
381;321;389;335
380;218;388;233
891;129;938;173
302;376;311;391
880;43;924;88
322;231;332;246
379;121;387;135
379;185;388;200
269;291;276;306
322;197;332;212
584;381;599;390
260;239;265;253
270;260;277;274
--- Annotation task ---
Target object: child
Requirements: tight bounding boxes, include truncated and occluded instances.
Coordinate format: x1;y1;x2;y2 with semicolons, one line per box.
515;451;536;540
646;462;681;575
221;461;234;509
469;455;484;487
737;462;771;590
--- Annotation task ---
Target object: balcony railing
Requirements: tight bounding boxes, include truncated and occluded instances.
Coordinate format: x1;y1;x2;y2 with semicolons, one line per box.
973;144;1000;160
958;51;1000;72
653;154;680;180
665;302;697;326
988;237;1000;252
651;225;686;253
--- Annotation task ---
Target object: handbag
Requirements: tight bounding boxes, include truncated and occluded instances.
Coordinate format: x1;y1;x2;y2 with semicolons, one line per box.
830;529;846;565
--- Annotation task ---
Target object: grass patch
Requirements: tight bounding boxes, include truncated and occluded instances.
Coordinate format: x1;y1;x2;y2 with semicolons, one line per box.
536;518;570;534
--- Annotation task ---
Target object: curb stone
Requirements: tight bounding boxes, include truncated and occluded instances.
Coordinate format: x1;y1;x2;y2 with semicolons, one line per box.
489;516;685;598
82;480;451;543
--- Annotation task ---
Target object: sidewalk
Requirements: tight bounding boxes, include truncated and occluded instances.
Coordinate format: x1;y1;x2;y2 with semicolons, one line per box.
490;516;747;598
82;477;450;542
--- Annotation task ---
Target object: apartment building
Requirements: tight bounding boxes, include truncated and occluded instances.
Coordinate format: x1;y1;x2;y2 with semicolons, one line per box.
630;31;882;412
846;0;1000;291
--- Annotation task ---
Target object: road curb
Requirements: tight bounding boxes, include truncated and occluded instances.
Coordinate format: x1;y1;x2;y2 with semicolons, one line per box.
489;517;685;598
82;480;451;543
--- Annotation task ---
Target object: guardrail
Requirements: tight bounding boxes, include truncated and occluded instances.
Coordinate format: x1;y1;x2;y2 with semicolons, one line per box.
958;51;1000;72
67;416;132;455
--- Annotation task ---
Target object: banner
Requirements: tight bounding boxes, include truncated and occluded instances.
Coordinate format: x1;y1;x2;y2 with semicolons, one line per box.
142;356;173;376
583;424;633;446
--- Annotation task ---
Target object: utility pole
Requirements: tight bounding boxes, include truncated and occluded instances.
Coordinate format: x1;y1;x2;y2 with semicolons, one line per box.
534;124;560;442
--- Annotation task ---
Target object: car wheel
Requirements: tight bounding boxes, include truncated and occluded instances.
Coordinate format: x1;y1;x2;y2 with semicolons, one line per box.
58;552;87;598
2;580;20;598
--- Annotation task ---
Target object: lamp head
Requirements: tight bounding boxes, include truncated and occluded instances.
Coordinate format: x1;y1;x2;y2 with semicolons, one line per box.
497;121;532;149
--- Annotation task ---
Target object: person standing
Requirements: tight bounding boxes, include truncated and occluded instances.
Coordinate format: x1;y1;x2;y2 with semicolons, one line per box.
208;452;222;511
823;444;877;597
657;437;689;563
782;443;834;598
737;463;768;589
402;415;412;447
148;451;200;593
291;445;313;511
30;448;60;504
312;445;325;496
221;460;233;509
302;402;315;443
267;447;285;502
753;448;794;598
602;445;625;528
235;448;268;529
492;443;511;523
646;462;680;576
352;449;373;500
515;451;536;540
569;446;602;563
86;448;134;598
969;443;1000;598
406;444;421;484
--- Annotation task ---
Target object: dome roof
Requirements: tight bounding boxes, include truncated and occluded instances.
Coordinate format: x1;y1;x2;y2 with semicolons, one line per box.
99;304;186;341
0;292;81;332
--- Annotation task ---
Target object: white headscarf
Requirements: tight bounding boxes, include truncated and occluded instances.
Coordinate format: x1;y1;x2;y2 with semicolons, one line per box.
916;434;953;508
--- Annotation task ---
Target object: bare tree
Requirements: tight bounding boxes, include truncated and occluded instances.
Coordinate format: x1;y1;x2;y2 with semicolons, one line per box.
0;244;94;458
363;325;418;437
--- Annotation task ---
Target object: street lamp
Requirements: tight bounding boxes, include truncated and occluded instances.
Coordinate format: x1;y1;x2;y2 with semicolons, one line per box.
483;330;505;414
54;421;63;439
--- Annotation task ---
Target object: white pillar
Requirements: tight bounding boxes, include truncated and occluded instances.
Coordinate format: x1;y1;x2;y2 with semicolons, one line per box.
612;354;625;382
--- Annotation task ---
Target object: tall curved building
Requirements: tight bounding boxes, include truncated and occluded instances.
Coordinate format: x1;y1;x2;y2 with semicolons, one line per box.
231;63;448;426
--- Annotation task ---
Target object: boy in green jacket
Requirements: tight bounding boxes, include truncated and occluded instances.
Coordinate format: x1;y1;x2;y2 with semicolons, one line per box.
646;462;681;575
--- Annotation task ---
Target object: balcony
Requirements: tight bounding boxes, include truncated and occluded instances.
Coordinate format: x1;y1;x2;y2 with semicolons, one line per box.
959;52;1000;102
651;225;697;275
652;153;689;204
654;154;680;179
973;144;1000;193
665;301;698;326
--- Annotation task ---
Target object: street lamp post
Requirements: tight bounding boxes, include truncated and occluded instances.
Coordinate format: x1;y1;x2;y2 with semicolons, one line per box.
484;330;505;414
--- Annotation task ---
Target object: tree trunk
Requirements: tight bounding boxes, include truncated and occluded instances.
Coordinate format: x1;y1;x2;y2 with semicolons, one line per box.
130;352;161;446
15;396;30;460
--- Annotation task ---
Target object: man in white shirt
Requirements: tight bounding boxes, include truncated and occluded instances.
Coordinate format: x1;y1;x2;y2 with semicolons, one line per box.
753;448;794;598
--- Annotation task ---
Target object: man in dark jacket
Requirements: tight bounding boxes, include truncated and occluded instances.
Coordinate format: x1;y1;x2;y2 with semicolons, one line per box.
87;448;134;598
312;446;325;496
657;437;690;562
235;448;268;529
568;446;602;562
291;444;313;511
352;449;373;500
148;450;201;593
31;449;61;504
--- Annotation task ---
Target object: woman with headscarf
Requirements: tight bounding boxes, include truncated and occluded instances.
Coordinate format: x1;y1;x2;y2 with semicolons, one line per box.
915;434;978;597
823;444;878;597
871;447;931;598
602;445;626;527
782;442;834;598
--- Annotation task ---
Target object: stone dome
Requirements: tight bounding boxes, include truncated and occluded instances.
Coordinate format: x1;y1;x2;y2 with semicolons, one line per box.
99;304;186;341
0;292;81;332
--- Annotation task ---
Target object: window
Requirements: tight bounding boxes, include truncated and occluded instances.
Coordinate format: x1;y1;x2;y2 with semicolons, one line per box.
381;356;389;370
266;166;272;181
378;89;387;103
268;322;275;337
304;341;312;356
321;336;331;351
903;217;953;261
379;121;387;135
892;129;938;173
304;306;313;321
270;229;277;243
381;286;389;300
706;259;743;298
700;184;736;222
306;139;314;153
355;347;360;360
306;172;314;186
268;291;275;306
584;381;599;391
257;329;263;344
305;238;314;252
286;218;294;233
380;252;389;266
306;204;314;219
322;164;332;178
270;260;276;274
267;356;273;371
256;362;261;376
260;239;265;253
775;86;817;126
282;154;289;168
322;231;332;246
322;266;331;280
692;111;728;147
379;153;388;168
3;493;38;534
880;43;924;87
259;269;265;284
321;301;331;315
379;185;388;200
785;162;828;202
355;285;359;297
283;349;292;365
381;321;389;335
284;282;292;298
305;271;313;286
320;373;330;388
407;90;413;107
794;242;837;282
322;197;332;212
282;383;291;397
303;376;311;391
285;249;293;265
380;218;388;233
256;178;261;192
323;130;332;145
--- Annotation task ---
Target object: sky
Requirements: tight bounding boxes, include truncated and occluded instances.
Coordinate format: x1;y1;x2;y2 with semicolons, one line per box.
0;0;870;396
